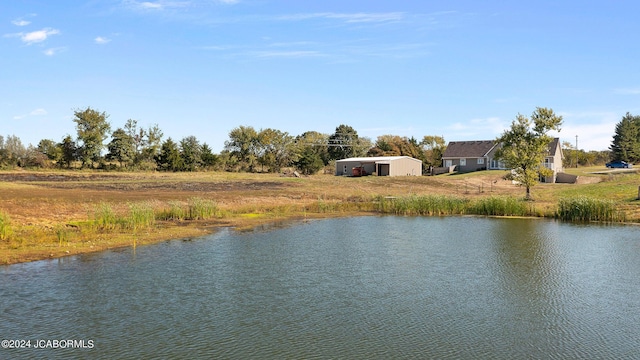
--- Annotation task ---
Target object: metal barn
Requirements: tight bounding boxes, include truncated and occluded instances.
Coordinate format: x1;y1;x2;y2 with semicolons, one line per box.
335;156;423;177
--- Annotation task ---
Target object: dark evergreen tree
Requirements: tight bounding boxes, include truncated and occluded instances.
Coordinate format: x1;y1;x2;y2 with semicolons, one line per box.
200;143;219;170
610;112;640;163
327;124;369;160
179;135;202;171
155;138;183;171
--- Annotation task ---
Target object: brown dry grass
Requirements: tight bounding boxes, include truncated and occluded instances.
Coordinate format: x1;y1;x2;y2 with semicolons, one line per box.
1;167;636;265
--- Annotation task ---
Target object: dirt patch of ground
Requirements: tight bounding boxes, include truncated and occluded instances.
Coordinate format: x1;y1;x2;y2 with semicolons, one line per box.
35;180;287;192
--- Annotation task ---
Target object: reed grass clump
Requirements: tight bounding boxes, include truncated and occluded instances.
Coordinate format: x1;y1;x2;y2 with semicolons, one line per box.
376;195;536;217
55;225;68;246
187;197;218;220
469;196;532;216
93;202;157;231
94;203;118;230
123;202;156;230
0;212;13;241
376;195;469;216
156;197;218;221
557;197;625;222
155;201;187;221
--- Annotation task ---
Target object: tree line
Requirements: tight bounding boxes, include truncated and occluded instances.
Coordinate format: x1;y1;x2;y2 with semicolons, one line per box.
0;107;448;174
0;106;627;173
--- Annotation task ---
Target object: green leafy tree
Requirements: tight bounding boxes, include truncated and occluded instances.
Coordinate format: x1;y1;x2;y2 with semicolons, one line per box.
141;124;164;162
368;135;424;161
610;112;640;163
155;138;183;171
495;107;563;200
73;107;111;168
294;147;324;175
0;135;26;167
256;128;294;172
106;128;136;168
179;135;202;171
224;125;259;172
37;139;61;162
294;131;330;165
421;135;446;167
327;125;370;160
123;119;145;162
59;135;78;168
0;136;5;167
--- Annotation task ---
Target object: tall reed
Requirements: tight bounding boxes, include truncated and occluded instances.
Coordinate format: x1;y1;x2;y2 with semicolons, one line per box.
375;195;469;216
93;202;157;231
93;203;118;230
375;195;535;217
0;212;12;241
557;197;625;222
155;201;186;221
155;198;218;221
123;202;156;230
469;196;532;216
187;197;218;220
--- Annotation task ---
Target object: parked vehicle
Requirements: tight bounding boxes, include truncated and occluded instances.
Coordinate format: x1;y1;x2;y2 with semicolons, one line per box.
605;160;632;168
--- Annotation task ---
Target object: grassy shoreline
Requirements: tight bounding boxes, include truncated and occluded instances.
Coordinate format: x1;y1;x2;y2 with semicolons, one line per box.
1;167;638;265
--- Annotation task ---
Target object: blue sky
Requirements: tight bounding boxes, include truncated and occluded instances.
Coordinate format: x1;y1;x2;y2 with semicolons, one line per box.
2;0;640;152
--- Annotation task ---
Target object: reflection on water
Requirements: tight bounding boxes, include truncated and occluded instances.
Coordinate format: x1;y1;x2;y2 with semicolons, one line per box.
2;217;640;359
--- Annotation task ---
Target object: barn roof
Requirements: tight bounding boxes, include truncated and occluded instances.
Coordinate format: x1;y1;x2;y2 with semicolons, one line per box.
335;156;421;163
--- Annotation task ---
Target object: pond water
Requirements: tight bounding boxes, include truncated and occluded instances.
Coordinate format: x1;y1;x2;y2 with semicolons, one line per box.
2;216;640;359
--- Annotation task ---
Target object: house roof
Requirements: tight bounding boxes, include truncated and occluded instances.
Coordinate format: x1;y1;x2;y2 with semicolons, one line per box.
443;138;561;158
442;140;497;158
547;137;560;156
335;156;421;163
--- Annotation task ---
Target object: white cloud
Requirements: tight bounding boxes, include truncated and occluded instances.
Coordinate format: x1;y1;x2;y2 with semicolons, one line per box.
43;47;66;56
19;28;60;44
140;1;164;9
13;108;48;120
95;36;111;44
123;0;192;11
254;50;325;58
11;14;36;26
278;12;405;24
12;19;31;26
552;111;618;151
30;109;47;116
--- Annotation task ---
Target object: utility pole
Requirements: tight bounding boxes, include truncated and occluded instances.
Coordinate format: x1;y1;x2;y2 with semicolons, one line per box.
575;135;578;168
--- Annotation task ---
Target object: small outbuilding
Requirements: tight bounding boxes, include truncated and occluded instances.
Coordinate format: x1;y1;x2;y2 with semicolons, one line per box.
335;156;423;177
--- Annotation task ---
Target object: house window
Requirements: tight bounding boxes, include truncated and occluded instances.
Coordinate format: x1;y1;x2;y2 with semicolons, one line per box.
491;159;505;169
477;158;484;165
343;165;347;174
445;160;453;167
460;158;466;166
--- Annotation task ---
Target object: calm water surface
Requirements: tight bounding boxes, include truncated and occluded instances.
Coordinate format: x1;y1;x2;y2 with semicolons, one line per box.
2;216;640;359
